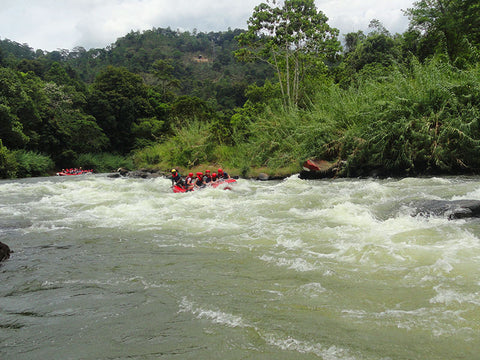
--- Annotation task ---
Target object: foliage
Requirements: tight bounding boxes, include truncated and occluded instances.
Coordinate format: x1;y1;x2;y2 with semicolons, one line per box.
313;58;480;175
3;9;480;179
0;68;33;148
0;140;18;178
42;82;108;160
75;153;134;173
14;150;55;178
133;120;216;169
87;66;160;153
405;0;480;64
236;0;341;108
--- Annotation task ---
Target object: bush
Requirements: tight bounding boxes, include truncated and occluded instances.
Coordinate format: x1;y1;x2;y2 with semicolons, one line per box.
14;150;55;178
0;140;18;178
133;120;216;168
311;58;480;175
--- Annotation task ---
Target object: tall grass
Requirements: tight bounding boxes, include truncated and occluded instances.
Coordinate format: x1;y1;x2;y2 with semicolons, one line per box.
307;58;480;175
14;150;55;178
0;140;18;178
133;120;218;169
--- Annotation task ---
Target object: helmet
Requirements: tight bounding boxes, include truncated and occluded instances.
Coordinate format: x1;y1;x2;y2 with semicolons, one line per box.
218;168;223;173
196;172;203;177
171;169;177;173
188;172;193;177
205;169;211;173
212;173;217;178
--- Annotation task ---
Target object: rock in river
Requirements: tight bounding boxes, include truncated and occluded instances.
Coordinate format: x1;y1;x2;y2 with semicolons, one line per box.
412;199;480;220
0;241;11;262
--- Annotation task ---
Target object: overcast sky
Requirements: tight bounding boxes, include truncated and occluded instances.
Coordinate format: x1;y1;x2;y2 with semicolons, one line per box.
1;0;415;52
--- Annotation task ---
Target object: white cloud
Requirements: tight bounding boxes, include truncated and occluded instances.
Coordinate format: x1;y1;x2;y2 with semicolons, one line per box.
0;0;414;51
319;0;412;35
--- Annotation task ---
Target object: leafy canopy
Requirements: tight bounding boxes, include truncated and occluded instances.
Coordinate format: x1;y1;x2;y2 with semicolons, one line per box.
405;0;480;64
236;0;341;108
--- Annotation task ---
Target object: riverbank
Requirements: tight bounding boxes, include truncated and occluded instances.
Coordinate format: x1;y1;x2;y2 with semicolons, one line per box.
119;158;480;181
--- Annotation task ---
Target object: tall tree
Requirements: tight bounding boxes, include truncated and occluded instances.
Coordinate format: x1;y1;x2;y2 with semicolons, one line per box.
235;0;341;108
88;66;158;153
151;59;180;101
41;82;108;160
0;68;35;149
405;0;480;63
343;31;366;55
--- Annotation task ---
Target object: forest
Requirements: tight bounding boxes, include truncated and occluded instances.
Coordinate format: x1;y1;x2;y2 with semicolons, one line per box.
1;0;480;179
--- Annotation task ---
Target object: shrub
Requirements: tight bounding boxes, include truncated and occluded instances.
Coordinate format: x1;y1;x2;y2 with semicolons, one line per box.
0;140;18;178
14;150;55;178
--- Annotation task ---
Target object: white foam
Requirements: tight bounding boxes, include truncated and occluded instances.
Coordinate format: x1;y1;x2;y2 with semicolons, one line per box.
259;255;318;272
179;297;247;328
264;333;356;360
179;297;356;359
430;286;480;306
298;282;327;297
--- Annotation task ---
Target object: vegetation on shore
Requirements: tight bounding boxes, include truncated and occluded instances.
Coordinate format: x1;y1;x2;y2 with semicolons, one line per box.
1;0;480;179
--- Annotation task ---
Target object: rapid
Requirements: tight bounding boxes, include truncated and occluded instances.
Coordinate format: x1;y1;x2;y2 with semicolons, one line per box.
1;174;480;359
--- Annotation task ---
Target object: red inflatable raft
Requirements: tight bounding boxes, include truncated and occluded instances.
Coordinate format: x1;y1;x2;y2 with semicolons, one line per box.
56;169;93;176
173;178;237;193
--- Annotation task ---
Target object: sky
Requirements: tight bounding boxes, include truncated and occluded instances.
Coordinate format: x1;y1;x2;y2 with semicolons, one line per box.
0;0;415;52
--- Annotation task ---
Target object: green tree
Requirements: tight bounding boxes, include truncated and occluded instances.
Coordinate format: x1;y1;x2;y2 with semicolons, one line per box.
236;0;341;108
41;82;108;165
343;31;366;55
0;68;34;149
0;139;18;178
346;33;400;72
88;66;158;153
405;0;480;63
169;95;215;124
151;59;180;101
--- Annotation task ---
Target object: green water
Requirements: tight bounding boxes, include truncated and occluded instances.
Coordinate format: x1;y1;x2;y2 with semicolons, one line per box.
1;175;480;359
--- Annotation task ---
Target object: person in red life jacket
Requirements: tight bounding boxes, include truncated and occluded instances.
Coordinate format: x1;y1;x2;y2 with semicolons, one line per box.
217;168;230;179
211;172;218;182
204;169;212;184
184;172;194;191
171;169;184;187
194;172;206;188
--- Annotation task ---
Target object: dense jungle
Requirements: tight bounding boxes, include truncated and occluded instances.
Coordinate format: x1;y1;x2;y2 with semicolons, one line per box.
1;0;480;179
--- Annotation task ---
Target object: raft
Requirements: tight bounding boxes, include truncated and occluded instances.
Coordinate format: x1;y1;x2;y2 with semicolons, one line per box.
173;178;236;193
56;170;93;176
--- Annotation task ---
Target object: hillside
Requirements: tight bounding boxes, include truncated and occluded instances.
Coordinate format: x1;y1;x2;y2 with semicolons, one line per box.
1;28;274;110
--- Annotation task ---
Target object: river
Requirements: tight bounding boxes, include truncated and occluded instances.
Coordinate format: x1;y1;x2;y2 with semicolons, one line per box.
1;174;480;359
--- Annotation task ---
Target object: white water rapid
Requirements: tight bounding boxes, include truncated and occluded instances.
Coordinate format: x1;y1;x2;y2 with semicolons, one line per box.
1;174;480;359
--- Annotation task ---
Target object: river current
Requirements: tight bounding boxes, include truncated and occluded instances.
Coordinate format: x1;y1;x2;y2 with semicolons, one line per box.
1;174;480;359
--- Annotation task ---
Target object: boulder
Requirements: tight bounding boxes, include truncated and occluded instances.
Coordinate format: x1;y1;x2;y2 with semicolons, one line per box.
257;173;270;181
0;241;11;262
299;159;344;179
117;167;130;176
412;199;480;220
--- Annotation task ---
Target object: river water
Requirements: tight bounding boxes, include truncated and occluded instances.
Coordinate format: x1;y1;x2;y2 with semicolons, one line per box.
1;174;480;359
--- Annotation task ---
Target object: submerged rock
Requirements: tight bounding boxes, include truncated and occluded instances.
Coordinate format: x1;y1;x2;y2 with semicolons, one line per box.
0;241;11;262
256;173;286;181
412;199;480;220
109;168;163;179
